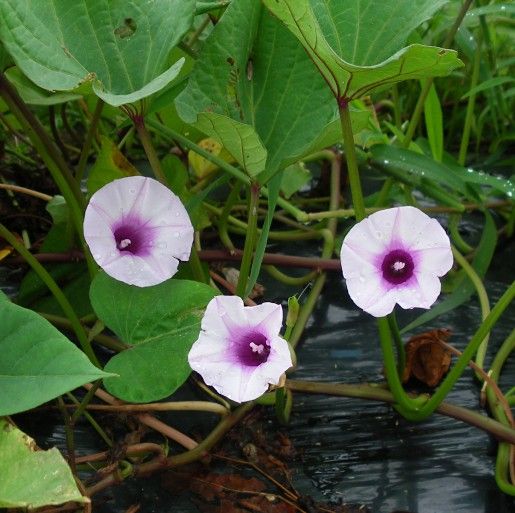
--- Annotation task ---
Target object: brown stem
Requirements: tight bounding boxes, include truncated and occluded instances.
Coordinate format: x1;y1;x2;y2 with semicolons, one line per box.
286;380;515;444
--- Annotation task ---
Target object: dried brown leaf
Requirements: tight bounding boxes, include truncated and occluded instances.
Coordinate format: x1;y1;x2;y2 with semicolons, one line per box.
402;328;452;387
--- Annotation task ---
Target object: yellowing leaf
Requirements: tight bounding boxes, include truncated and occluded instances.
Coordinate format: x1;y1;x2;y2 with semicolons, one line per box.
188;137;235;179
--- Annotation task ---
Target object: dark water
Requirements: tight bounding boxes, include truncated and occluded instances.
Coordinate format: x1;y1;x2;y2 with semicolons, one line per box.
2;236;514;513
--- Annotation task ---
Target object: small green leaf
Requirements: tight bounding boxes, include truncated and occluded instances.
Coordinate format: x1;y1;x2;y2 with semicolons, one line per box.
90;273;217;402
45;195;68;225
0;300;110;416
280;162;311;199
0;419;87;508
87;136;139;195
263;0;463;99
195;112;268;177
0;0;194;105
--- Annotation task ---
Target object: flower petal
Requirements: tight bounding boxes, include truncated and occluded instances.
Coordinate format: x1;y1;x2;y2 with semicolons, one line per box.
84;176;193;287
414;246;453;276
346;272;397;317
188;296;292;403
396;272;442;310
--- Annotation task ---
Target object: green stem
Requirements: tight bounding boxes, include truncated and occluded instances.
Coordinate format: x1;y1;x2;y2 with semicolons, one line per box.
452;245;491;373
402;0;474;149
338;99;365;221
57;397;76;474
264;265;318;286
286;380;515;444
146;118;309;222
392;84;402;130
487;329;515;495
383;281;515;421
235;183;260;298
75;98;104;183
134;116;167;184
40;312;127;352
0;223;99;366
458;35;481;166
449;214;474;253
66;392;113;448
189;245;208;283
387;313;406;375
70;380;102;424
218;183;241;253
378;317;429;416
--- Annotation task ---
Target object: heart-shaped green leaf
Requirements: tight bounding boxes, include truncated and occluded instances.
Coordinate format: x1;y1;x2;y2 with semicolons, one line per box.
90;273;217;402
176;0;342;182
0;419;87;508
263;0;464;100
0;300;110;416
0;0;195;105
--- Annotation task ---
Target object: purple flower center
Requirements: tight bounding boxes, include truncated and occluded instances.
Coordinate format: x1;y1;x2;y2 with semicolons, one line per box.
113;224;148;256
235;331;271;367
381;249;414;285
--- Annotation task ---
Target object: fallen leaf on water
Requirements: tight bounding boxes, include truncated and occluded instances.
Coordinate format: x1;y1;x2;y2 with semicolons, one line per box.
402;328;452;387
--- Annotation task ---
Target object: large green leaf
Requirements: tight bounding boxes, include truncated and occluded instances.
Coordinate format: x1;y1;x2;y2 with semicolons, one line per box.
0;419;86;509
90;273;217;402
0;0;194;106
0;300;109;416
5;67;81;105
176;0;340;182
263;0;463;99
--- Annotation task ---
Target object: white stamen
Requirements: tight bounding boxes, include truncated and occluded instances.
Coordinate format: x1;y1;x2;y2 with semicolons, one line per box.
393;261;406;271
249;342;264;354
119;238;132;249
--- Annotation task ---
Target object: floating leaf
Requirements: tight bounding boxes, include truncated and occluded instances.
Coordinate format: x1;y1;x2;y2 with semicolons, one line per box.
90;273;217;402
0;419;87;508
0;0;195;105
0;300;110;416
263;0;463;99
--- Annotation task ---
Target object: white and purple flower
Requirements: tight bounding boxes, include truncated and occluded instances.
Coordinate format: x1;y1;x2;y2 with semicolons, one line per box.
84;176;194;287
340;206;453;317
188;296;293;403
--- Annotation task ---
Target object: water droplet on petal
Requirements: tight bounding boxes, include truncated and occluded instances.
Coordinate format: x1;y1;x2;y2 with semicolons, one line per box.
175;211;181;217
174;232;180;238
129;188;136;194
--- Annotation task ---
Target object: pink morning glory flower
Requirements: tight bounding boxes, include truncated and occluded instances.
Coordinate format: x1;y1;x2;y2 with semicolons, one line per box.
340;206;453;317
84;176;194;287
188;296;293;403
